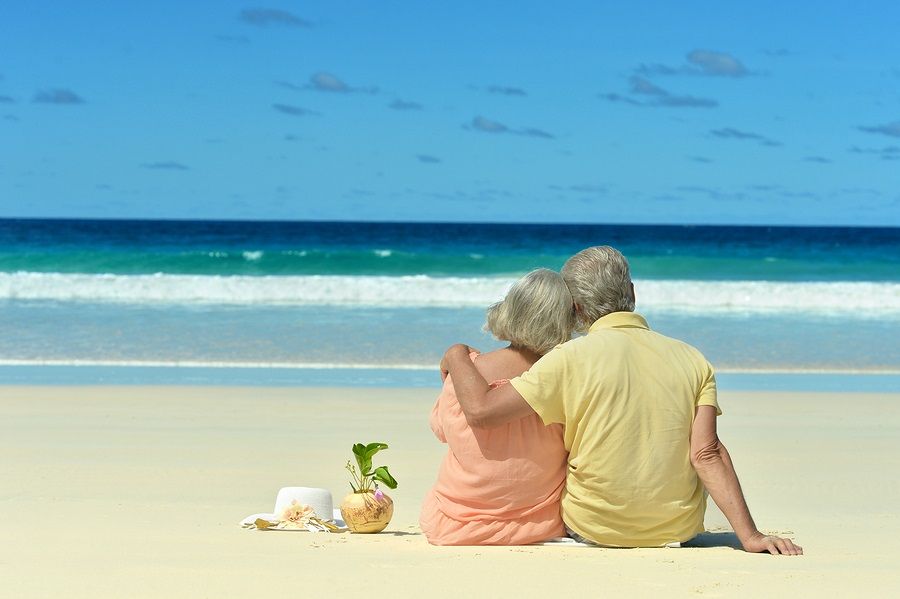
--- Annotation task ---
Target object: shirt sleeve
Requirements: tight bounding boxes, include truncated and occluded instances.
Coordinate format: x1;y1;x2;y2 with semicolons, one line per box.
509;344;569;425
696;361;722;416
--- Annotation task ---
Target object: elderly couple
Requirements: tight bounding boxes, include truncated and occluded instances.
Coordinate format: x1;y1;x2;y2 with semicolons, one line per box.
420;246;802;555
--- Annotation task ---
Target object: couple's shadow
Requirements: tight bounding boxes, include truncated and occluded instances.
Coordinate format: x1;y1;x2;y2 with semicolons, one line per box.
682;531;742;549
378;530;743;547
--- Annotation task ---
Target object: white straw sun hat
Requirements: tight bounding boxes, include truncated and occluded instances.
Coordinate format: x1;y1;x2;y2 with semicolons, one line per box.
240;486;339;527
273;487;333;520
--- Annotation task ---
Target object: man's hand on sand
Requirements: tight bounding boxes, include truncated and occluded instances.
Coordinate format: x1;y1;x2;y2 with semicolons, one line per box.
742;531;803;555
439;343;478;381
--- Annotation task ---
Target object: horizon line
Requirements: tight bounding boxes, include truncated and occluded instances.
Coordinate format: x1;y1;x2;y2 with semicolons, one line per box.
1;216;897;230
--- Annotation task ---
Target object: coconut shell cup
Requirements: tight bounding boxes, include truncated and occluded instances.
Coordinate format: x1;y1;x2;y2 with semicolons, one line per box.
340;491;394;533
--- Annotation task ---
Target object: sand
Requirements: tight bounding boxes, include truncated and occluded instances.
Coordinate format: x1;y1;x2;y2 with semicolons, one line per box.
2;384;899;598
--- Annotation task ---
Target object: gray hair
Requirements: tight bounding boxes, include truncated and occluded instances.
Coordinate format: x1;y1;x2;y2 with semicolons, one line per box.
561;246;635;331
484;268;575;355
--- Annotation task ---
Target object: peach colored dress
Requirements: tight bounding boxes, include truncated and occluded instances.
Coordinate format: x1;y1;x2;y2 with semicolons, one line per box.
419;354;567;545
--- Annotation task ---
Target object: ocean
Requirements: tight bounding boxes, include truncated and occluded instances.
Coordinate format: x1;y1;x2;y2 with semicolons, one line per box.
1;218;898;389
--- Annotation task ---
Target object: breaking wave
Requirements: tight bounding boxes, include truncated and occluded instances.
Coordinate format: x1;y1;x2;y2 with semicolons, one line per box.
1;272;898;316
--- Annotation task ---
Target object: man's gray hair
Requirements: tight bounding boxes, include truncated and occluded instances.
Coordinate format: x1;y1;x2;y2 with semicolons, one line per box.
484;268;575;355
561;246;635;331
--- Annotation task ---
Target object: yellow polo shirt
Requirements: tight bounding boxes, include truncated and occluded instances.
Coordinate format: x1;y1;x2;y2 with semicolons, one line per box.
510;311;720;547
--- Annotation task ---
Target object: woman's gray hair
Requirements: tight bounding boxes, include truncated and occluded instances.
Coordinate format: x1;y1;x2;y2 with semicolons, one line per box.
484;268;575;355
561;246;635;331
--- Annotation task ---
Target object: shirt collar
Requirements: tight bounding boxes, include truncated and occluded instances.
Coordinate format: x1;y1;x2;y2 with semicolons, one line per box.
588;311;650;333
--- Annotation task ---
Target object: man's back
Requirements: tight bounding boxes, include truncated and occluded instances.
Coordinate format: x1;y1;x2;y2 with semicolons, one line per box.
510;311;719;547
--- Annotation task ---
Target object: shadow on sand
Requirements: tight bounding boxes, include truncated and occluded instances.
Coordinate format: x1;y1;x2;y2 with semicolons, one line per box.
682;531;743;550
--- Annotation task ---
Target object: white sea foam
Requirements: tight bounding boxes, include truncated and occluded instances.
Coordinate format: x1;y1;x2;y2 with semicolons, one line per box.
1;358;898;375
637;279;900;317
0;358;434;370
1;272;899;316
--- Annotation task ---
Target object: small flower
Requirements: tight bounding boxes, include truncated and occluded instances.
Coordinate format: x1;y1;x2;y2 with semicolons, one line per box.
281;500;315;525
374;489;384;501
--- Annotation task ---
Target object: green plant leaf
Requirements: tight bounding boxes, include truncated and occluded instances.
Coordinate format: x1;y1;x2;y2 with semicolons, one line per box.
352;442;389;475
372;466;398;489
352;443;372;474
364;442;389;454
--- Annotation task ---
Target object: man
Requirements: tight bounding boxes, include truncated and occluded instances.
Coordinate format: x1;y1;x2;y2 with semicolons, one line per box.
440;246;801;554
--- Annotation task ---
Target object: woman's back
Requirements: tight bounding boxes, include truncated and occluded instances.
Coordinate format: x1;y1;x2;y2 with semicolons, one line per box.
420;348;567;545
420;268;574;545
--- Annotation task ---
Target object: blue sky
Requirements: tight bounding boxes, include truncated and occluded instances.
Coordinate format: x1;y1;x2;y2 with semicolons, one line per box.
1;1;899;225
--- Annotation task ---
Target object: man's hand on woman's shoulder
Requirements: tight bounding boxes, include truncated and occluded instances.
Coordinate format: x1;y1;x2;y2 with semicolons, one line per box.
439;343;479;381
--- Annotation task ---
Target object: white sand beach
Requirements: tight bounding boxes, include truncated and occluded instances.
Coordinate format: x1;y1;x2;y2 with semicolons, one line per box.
2;385;899;598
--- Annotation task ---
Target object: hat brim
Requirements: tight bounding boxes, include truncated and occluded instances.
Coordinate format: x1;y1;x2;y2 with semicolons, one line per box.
239;508;345;529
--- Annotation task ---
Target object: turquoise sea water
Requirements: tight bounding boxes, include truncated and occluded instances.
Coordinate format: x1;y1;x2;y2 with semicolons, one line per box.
3;219;898;280
1;219;898;389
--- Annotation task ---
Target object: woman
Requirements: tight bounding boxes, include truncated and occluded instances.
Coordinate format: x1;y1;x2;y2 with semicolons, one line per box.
420;268;575;545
